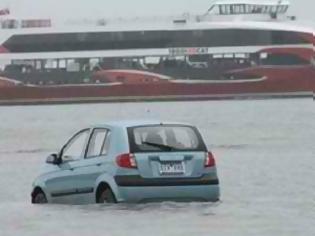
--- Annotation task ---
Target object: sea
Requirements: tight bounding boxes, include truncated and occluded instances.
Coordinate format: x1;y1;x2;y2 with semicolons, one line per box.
0;98;314;236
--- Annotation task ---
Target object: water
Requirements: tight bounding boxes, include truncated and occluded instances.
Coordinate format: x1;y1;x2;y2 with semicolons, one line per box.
0;98;314;236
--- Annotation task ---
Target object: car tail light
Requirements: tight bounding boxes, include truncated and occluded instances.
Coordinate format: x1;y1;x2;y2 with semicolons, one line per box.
205;152;216;168
116;153;137;169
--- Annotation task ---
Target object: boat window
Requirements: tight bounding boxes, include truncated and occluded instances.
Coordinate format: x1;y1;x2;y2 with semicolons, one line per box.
213;54;223;59
207;4;216;14
111;32;124;41
253;5;263;13
244;5;248;13
45;59;58;69
209;5;220;15
226;5;231;14
193;30;204;38
282;5;289;13
144;57;160;65
35;61;42;70
278;6;285;13
89;58;100;69
235;53;247;59
261;54;310;66
245;5;251;14
240;5;245;14
261;6;268;13
247;5;253;13
219;5;224;15
188;55;209;62
229;5;234;14
220;5;226;14
233;5;239;14
220;5;229;15
260;53;268;59
271;6;277;13
66;60;80;72
59;59;66;69
224;54;234;59
1;19;19;29
3;29;309;53
234;4;245;14
278;6;287;13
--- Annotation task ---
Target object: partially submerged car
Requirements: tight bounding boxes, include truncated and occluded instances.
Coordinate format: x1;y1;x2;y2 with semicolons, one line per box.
31;120;220;204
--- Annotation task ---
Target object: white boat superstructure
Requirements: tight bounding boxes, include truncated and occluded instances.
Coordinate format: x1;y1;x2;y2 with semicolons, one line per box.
0;0;313;88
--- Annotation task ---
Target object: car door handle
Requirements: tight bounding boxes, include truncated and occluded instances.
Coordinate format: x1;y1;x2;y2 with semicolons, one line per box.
69;168;74;171
96;163;102;167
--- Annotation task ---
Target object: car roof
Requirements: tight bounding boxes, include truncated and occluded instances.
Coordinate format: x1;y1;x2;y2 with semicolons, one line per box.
91;120;192;129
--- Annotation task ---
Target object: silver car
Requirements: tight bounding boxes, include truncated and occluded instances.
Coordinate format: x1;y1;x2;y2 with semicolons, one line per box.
31;120;220;204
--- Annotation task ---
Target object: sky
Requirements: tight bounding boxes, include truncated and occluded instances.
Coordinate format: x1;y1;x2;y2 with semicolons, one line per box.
0;0;314;22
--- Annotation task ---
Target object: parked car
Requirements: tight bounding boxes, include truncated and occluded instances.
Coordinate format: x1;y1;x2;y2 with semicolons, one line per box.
31;120;220;204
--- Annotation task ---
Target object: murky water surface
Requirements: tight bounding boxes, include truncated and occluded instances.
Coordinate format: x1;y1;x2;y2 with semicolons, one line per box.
0;99;314;236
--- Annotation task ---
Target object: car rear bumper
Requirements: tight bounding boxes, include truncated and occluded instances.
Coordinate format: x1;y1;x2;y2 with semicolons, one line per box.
114;174;220;203
115;174;219;187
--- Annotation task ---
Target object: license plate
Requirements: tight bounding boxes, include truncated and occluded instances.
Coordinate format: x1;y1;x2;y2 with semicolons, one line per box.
159;162;185;175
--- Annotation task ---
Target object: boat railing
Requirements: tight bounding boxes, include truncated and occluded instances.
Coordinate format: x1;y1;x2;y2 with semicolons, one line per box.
197;0;292;21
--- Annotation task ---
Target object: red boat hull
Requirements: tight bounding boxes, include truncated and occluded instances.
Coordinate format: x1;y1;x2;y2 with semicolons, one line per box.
0;78;313;105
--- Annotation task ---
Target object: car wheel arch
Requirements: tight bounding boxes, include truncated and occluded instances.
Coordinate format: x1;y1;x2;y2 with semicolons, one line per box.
94;173;121;202
95;182;116;203
31;186;47;203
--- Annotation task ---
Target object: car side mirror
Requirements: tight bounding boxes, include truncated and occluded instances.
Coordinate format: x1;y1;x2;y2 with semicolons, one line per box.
46;153;60;165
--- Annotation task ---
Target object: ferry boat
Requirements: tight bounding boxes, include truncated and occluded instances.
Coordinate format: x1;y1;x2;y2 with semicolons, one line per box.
0;0;314;105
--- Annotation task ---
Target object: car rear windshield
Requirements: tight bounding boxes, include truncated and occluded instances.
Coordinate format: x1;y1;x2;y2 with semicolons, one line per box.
128;125;207;153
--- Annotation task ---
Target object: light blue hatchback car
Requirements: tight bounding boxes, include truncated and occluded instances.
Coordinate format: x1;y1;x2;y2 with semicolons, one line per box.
31;120;220;204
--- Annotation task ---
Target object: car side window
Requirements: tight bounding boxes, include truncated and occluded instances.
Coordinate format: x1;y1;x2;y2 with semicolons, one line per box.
86;128;111;158
62;129;90;162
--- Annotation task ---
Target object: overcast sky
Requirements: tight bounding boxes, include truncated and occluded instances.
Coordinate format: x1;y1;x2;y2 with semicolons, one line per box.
0;0;314;22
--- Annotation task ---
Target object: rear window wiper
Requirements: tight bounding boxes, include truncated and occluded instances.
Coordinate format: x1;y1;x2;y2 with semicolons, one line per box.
142;141;176;151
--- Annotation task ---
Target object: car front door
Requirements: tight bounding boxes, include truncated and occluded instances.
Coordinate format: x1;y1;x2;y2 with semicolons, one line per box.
45;129;90;204
65;128;112;204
